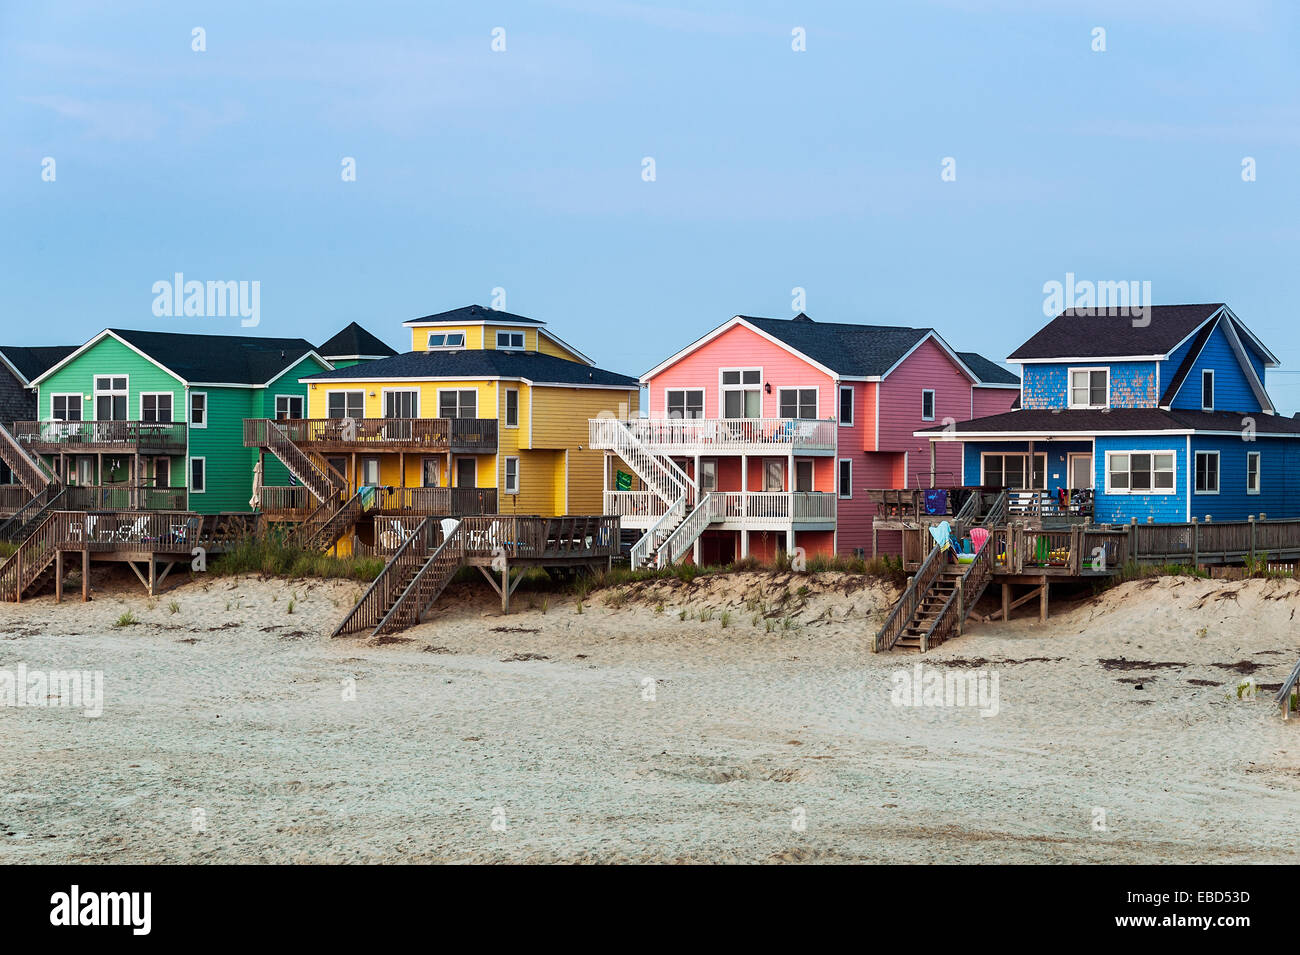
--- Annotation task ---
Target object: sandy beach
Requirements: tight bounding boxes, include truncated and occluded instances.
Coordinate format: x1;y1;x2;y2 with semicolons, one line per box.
1;568;1298;864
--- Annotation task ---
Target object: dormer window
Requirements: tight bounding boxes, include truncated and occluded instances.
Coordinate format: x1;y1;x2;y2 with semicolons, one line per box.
1201;369;1214;411
428;331;465;349
1068;367;1108;409
496;330;525;349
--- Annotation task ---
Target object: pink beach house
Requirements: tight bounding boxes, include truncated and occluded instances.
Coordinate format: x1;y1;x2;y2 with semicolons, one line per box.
588;313;1017;566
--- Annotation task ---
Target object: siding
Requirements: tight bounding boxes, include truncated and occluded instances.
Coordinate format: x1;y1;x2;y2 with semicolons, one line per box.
972;387;1018;419
877;337;970;486
1092;435;1187;524
187;386;256;514
1185;434;1300;521
531;385;639;515
1169;323;1261;414
40;335;181;421
1022;361;1157;409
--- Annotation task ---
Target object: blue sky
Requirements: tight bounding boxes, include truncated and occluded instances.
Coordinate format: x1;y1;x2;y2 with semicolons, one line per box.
3;1;1299;409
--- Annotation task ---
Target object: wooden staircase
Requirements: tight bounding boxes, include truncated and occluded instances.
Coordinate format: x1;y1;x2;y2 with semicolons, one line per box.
251;419;345;503
0;485;66;543
293;490;366;552
873;530;997;653
374;524;465;634
0;511;63;602
0;421;56;494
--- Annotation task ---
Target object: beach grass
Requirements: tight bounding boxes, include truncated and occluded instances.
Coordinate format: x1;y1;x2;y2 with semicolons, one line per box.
209;539;386;582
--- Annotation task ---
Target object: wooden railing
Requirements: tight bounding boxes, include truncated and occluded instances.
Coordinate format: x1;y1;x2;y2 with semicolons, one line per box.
294;489;364;551
244;417;498;452
0;485;65;542
631;493;685;568
873;543;944;652
589;418;696;510
367;486;497;516
603;490;669;521
374;523;467;635
0;510;66;601
259;485;313;517
457;515;619;561
0;421;55;492
245;420;344;502
655;491;725;567
62;485;188;511
13;420;186;451
619;417;838;452
0;485;31;512
921;532;995;652
332;517;438;636
1006;489;1093;522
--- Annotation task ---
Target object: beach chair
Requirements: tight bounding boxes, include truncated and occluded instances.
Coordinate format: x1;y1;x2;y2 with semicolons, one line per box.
970;526;990;554
117;516;149;543
440;518;461;547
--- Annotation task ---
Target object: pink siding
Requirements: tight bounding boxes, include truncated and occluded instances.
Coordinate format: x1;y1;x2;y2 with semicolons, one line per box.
877;337;971;488
973;386;1018;418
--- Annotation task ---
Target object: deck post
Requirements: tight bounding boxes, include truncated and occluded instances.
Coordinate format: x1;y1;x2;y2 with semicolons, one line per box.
148;557;156;597
81;549;89;602
1129;517;1137;563
1249;515;1256;564
1191;517;1199;569
55;549;63;603
1002;582;1010;622
1039;576;1048;624
955;576;964;636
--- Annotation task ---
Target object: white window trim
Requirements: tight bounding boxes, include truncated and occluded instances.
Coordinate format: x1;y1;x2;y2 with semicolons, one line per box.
837;458;852;499
421;457;441;488
777;386;819;420
380;387;420;419
189;456;206;494
663;388;705;420
495;330;526;350
1194;450;1220;495
1104;449;1178;496
504;387;519;428
504;455;520;494
93;374;129;421
838;385;854;427
188;391;207;429
274;394;306;420
718;367;763;419
427;330;467;349
436;387;478;420
1068;366;1110;410
979;452;1048;491
920;388;936;422
326;389;365;419
1201;369;1215;411
1246;450;1261;496
49;392;84;422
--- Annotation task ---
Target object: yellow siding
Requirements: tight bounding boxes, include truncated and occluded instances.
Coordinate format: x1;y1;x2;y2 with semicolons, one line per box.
529;386;639;515
307;379;499;421
535;333;587;363
411;326;483;351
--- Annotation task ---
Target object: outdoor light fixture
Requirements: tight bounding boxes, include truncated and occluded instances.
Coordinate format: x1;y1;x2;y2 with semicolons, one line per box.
764;382;771;393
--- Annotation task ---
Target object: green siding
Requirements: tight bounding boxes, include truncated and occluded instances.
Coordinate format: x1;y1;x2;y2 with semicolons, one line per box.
186;386;256;513
39;336;182;421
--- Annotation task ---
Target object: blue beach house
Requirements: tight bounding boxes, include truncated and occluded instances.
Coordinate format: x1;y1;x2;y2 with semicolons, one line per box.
918;304;1300;523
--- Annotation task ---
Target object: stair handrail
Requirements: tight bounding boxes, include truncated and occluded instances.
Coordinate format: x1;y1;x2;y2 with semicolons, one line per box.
589;418;696;509
918;532;996;652
631;493;685;568
331;517;433;637
0;421;55;493
294;488;362;550
374;522;466;634
654;491;723;568
872;542;944;652
0;509;69;601
0;485;65;542
260;419;344;501
980;488;1009;528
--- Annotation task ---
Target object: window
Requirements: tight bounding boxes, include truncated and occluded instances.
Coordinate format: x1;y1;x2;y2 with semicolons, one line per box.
504;388;519;428
189;457;206;493
838;386;854;426
1069;368;1109;409
428;331;465;349
795;460;813;492
504;456;520;494
981;453;1048;490
1106;452;1176;494
140;393;173;423
189;392;206;428
439;389;477;419
721;368;761;418
666;389;704;419
455;458;477;488
94;376;128;420
921;389;936;421
838;459;852;499
421;458;440;488
75;458;94;486
383;390;418;418
327;391;364;419
275;395;305;420
360;457;380;486
496;330;525;349
1202;370;1215;411
1247;451;1261;495
778;388;818;419
152;458;171;488
763;459;784;492
51;394;82;422
699;458;717;491
1194;451;1219;494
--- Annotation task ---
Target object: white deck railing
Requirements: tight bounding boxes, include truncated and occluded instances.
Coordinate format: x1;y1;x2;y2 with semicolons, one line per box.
609;418;837;453
607;489;836;526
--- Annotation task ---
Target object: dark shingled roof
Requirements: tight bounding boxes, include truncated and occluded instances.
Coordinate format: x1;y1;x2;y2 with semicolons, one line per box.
402;304;545;326
957;351;1020;385
739;314;950;379
919;407;1300;436
302;349;637;387
107;329;319;385
0;345;78;384
1007;304;1223;361
318;322;397;360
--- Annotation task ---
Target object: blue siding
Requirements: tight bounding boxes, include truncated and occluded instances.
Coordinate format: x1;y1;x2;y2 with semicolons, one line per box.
1021;365;1067;409
1186;435;1300;521
1092;435;1187;524
963;440;1092;494
1021;362;1157;409
1170;323;1261;414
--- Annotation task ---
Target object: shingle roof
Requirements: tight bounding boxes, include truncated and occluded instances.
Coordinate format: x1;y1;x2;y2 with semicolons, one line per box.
402;304;545;326
1007;304;1223;361
957;351;1020;385
739;314;943;378
919;407;1300;436
317;322;397;359
301;349;638;387
107;329;319;385
0;345;78;384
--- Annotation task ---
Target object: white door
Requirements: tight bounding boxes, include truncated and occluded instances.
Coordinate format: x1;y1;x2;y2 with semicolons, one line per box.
1069;454;1093;490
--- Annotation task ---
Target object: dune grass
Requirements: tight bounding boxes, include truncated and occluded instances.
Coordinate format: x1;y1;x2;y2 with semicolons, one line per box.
209;538;385;582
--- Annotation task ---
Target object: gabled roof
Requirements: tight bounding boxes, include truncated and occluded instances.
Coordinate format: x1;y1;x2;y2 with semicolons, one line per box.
1008;304;1226;362
957;351;1020;386
30;329;327;388
402;304;545;327
317;322;398;360
300;349;638;388
0;345;78;385
643;313;978;383
916;407;1300;438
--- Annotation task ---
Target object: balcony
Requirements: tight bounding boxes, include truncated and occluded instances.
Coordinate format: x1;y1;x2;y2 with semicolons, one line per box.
257;484;498;519
604;489;836;529
14;420;187;455
62;485;190;511
243;418;498;454
610;417;837;455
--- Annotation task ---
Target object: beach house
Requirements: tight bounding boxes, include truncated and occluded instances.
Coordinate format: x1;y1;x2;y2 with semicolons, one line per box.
590;312;1018;565
918;304;1300;523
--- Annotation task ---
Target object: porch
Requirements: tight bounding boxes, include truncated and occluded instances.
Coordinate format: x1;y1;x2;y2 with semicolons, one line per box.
603;489;835;530
14;420;187;455
257;484;498;521
243;417;498;454
612;417;837;455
